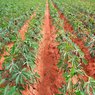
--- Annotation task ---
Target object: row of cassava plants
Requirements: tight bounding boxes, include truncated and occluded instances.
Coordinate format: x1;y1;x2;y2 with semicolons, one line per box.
0;0;38;28
52;0;95;34
0;0;45;55
52;0;95;58
0;1;46;95
49;0;95;94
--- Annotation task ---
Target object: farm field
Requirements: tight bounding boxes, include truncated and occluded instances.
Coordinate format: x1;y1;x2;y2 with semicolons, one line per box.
0;0;95;95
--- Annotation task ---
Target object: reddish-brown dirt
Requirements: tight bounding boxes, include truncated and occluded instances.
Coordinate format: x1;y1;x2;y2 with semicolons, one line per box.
0;13;35;70
52;2;95;79
35;2;63;95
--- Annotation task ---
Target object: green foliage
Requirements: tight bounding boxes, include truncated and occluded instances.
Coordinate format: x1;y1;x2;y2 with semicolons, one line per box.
0;0;46;94
52;0;95;57
49;0;95;94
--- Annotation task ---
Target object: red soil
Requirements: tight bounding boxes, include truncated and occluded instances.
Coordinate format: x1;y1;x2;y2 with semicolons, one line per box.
35;2;63;95
0;13;35;70
52;2;95;78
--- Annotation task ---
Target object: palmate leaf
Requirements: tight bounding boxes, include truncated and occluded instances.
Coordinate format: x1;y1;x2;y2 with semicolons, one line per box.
23;52;35;67
12;70;23;85
5;60;19;73
12;68;33;85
